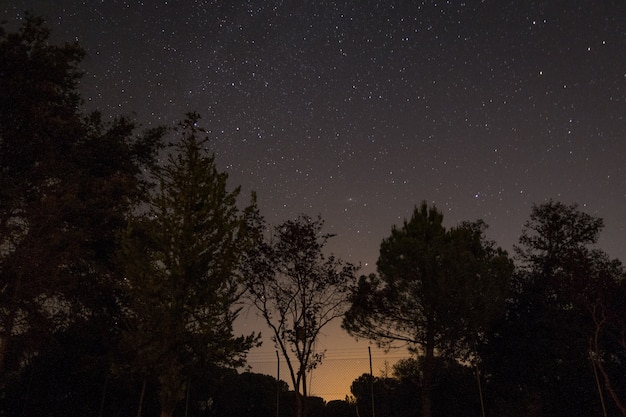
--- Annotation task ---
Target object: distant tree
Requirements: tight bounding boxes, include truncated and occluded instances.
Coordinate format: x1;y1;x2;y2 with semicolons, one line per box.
306;395;327;417
516;200;604;277
118;113;259;417
243;215;359;417
323;399;355;417
277;392;326;417
204;370;289;417
350;373;398;417
1;318;152;417
348;357;478;417
390;358;422;417
0;14;163;389
343;202;512;417
392;356;477;417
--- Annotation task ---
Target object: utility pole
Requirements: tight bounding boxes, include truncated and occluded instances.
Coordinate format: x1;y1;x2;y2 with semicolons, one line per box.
276;350;280;417
369;347;375;417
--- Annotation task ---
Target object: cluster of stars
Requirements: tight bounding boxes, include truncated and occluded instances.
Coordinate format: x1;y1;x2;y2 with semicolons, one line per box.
6;0;625;267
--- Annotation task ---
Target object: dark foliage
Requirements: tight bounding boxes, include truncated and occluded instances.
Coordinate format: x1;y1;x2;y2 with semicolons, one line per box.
0;13;163;396
480;200;626;417
343;201;512;417
350;357;478;417
243;214;358;417
118;114;260;417
323;400;356;417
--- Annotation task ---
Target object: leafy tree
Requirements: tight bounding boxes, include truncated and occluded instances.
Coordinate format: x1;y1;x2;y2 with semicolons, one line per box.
243;215;359;417
1;318;151;417
0;14;163;388
0;12;83;382
519;200;625;417
323;399;355;417
118;113;259;417
350;373;398;417
395;356;478;417
348;357;478;417
275;392;326;417
343;202;512;417
199;369;289;417
482;200;625;416
516;200;604;280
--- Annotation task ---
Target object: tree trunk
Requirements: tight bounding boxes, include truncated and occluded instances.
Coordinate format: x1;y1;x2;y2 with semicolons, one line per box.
421;327;435;417
160;390;177;417
98;375;109;417
302;366;308;417
160;407;175;417
0;310;15;383
591;305;626;416
137;378;147;417
159;380;183;417
294;363;306;417
475;365;486;417
0;275;21;384
593;338;626;416
295;390;303;417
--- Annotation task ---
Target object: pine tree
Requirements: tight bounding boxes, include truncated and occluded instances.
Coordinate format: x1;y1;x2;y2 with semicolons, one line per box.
119;113;259;417
343;202;512;417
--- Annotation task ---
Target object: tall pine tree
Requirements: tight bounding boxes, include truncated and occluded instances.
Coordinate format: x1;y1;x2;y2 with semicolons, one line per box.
119;113;259;417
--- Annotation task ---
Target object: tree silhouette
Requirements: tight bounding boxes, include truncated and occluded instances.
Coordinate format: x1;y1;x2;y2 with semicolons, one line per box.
0;15;163;385
118;113;259;417
343;202;512;417
205;370;289;417
489;200;626;416
243;215;358;417
323;399;356;417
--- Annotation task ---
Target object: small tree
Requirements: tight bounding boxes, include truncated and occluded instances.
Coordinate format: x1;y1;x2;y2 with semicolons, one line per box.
119;113;259;417
343;202;512;417
243;215;358;417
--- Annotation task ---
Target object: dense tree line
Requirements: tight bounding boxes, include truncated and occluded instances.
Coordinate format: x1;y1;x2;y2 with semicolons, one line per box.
0;16;259;417
342;200;625;417
1;16;624;417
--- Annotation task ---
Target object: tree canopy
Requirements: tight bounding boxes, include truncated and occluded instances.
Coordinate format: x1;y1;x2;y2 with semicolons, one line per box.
343;201;513;417
243;214;358;417
481;200;626;417
118;113;259;417
0;13;164;384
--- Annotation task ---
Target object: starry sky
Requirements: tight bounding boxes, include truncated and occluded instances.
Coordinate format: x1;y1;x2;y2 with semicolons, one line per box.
4;0;626;400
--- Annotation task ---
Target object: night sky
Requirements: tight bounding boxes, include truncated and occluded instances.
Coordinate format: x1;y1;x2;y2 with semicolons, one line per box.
5;0;625;400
